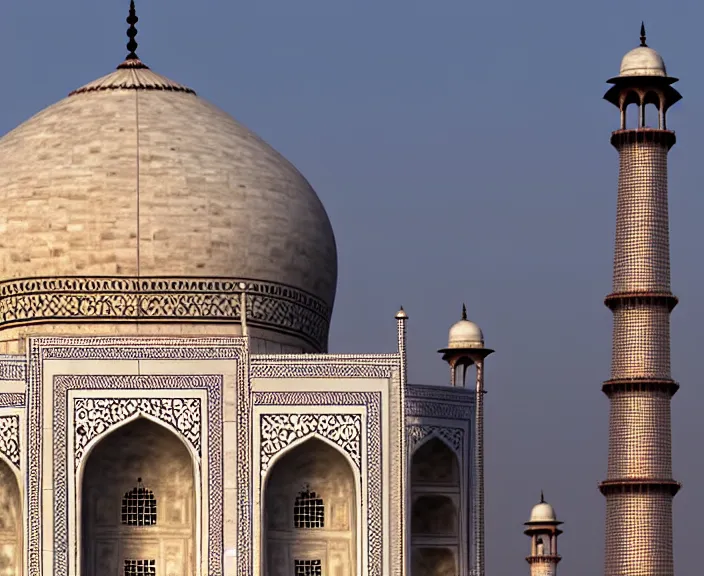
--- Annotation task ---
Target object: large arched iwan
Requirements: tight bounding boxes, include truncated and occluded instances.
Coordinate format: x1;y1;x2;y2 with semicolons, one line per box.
263;437;358;576
80;417;197;576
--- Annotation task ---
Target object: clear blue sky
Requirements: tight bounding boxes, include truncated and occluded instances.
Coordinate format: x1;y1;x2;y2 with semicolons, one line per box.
2;1;703;574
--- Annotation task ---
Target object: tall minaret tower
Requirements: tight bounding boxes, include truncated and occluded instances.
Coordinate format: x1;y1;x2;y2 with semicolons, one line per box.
524;493;562;576
601;24;681;576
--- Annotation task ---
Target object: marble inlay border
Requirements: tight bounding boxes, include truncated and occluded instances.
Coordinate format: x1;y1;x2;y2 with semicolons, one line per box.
26;337;247;576
0;358;26;382
0;276;330;350
53;375;221;576
0;393;25;407
254;392;382;576
405;400;473;420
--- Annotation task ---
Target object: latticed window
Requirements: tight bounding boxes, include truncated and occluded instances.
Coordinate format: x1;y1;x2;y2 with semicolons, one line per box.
294;559;322;576
121;477;157;526
293;486;324;528
124;559;156;575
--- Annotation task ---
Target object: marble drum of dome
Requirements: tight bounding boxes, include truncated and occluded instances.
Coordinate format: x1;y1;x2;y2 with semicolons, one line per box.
0;55;337;354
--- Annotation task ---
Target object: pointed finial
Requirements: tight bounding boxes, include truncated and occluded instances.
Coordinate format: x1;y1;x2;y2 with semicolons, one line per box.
540;490;545;503
126;0;139;60
461;303;467;321
640;21;647;47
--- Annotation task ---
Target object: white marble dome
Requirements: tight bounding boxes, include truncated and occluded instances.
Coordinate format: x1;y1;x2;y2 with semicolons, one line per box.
0;63;337;303
0;55;338;352
529;501;557;523
447;307;484;349
618;46;667;78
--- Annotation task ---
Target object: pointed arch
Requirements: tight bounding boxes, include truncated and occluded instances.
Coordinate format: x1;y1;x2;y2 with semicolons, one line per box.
76;410;201;480
411;428;461;459
411;435;461;576
78;416;199;576
411;435;460;486
263;431;361;479
262;436;359;576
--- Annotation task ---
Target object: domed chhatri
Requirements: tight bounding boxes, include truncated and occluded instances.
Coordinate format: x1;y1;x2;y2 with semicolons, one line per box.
604;23;681;131
524;493;563;575
447;304;484;349
617;23;667;78
0;1;337;353
527;493;558;524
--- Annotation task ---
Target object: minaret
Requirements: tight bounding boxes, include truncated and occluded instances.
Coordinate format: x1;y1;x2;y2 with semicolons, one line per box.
524;493;562;576
601;24;681;576
438;305;493;576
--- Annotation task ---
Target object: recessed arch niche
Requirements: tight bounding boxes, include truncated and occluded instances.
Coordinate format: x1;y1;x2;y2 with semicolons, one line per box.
263;437;357;576
0;459;22;575
80;417;196;576
410;436;460;576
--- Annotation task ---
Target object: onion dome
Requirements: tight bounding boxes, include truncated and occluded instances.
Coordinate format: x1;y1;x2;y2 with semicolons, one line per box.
447;304;484;349
607;23;675;83
527;492;559;524
0;1;337;353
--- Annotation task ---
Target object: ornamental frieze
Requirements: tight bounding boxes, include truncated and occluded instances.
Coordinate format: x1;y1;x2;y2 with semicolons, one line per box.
0;276;330;350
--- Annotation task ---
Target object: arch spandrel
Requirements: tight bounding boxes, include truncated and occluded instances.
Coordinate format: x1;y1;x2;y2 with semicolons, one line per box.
260;413;362;475
74;398;202;471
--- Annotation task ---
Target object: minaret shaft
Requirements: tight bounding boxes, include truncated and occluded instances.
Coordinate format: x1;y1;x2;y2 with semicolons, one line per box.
602;130;678;576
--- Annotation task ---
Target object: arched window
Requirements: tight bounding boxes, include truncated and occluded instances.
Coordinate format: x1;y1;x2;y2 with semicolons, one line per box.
124;559;156;575
293;485;325;528
294;559;322;576
121;477;157;526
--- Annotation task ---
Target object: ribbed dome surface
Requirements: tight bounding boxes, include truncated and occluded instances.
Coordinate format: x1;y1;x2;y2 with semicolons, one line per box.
0;61;337;352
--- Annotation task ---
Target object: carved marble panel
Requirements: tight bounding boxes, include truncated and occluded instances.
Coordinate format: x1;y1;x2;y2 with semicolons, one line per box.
74;397;202;467
408;425;463;454
260;413;362;473
0;416;19;468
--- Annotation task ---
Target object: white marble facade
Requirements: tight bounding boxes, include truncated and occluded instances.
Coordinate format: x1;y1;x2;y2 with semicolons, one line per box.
0;319;474;576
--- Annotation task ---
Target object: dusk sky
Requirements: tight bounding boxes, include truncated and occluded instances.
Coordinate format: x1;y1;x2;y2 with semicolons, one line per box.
2;0;703;574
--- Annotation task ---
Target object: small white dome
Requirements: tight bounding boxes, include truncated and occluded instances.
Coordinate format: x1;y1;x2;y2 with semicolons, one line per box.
619;46;667;78
447;306;484;349
529;501;557;523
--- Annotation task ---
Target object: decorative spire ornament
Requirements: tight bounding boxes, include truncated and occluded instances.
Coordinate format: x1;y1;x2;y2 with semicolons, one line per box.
462;303;467;321
640;21;647;47
117;0;148;69
126;0;139;60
